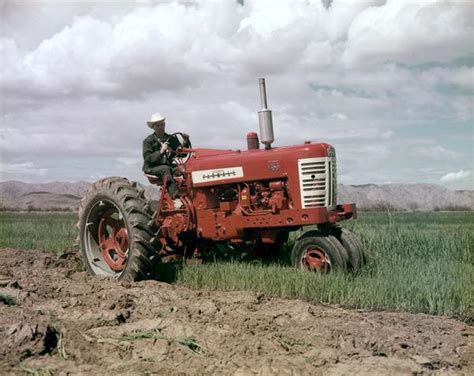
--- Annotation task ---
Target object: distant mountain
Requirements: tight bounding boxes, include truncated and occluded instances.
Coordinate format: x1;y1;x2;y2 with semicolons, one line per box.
1;192;82;212
0;181;91;211
0;180;472;211
338;184;473;211
0;180;91;200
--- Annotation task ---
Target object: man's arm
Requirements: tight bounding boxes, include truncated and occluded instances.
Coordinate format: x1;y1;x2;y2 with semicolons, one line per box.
143;137;163;165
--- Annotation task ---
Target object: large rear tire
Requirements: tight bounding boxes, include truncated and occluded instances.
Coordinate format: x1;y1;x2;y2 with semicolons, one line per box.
291;231;347;272
78;177;157;281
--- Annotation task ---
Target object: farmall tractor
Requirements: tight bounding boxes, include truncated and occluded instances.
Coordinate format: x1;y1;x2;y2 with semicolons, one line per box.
78;79;365;281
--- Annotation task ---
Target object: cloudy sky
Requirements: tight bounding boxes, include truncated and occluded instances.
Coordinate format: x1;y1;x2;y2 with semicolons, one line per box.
1;0;473;189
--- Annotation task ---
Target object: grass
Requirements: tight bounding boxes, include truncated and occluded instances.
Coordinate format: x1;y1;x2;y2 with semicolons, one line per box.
56;332;68;359
0;293;18;306
178;211;474;322
18;364;54;376
0;211;472;321
119;329;206;356
0;212;77;251
272;334;309;351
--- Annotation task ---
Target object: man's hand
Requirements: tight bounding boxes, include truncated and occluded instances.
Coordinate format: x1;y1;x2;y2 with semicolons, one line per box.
160;142;169;154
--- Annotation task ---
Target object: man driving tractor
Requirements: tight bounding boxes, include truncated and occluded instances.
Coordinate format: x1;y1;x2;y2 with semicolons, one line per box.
142;112;190;199
79;79;364;283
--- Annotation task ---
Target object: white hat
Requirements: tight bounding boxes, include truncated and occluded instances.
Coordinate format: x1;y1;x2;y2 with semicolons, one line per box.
147;112;166;127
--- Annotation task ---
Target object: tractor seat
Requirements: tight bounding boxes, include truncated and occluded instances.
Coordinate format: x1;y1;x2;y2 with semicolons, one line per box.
145;174;163;185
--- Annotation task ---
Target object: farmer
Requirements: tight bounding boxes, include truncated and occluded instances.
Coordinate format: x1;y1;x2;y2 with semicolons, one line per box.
142;112;190;199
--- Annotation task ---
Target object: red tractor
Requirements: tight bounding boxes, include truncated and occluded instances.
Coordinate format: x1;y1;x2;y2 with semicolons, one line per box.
78;79;365;281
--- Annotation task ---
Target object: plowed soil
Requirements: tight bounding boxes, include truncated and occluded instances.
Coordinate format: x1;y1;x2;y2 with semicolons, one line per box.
0;248;472;375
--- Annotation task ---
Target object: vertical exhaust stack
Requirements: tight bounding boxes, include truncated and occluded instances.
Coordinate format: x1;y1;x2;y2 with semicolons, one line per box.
258;78;274;150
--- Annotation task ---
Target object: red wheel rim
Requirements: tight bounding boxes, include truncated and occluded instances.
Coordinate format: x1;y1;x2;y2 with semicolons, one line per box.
98;209;129;272
302;247;331;272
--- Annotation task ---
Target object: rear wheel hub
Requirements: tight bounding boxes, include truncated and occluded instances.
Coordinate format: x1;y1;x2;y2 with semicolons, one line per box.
302;247;331;272
97;209;129;272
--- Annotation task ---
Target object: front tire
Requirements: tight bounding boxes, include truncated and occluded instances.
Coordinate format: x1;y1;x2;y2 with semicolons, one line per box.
291;231;347;272
78;177;156;281
326;225;365;271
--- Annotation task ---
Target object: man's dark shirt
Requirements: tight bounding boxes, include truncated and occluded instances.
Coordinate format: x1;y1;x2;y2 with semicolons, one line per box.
142;132;185;172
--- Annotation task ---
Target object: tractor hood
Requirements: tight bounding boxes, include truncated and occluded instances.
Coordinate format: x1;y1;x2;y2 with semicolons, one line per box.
185;142;334;188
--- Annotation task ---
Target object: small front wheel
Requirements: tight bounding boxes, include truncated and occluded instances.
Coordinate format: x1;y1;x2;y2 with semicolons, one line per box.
291;232;347;272
324;225;366;271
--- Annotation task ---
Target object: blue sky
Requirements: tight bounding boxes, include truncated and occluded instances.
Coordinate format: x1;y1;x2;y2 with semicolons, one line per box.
1;0;473;190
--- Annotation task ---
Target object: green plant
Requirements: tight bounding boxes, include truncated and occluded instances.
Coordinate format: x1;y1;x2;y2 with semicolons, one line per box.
19;364;54;376
0;293;17;306
178;212;474;321
272;334;309;351
119;330;206;356
0;212;77;251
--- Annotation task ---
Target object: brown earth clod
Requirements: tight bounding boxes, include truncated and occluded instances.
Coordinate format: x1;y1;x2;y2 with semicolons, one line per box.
0;248;472;375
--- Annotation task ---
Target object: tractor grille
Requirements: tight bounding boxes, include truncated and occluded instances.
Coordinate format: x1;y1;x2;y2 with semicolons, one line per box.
298;156;337;209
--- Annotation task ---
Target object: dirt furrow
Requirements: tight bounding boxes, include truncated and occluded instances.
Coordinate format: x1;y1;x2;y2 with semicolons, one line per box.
0;248;472;375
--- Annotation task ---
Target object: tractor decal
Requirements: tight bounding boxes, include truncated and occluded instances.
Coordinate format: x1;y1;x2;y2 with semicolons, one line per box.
192;167;244;185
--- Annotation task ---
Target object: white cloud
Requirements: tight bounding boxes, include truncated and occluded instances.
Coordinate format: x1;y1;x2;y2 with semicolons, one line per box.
380;130;393;140
446;67;474;90
414;145;461;160
2;1;472;100
330;113;348;121
420;66;474;91
0;162;49;180
440;170;471;183
342;1;473;67
116;157;140;167
0;0;472;188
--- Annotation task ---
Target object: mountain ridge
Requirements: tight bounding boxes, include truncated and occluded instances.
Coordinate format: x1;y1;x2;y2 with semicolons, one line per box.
0;180;472;211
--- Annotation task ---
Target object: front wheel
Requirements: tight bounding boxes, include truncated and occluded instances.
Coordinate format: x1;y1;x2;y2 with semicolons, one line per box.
291;232;347;272
78;177;157;281
324;225;366;271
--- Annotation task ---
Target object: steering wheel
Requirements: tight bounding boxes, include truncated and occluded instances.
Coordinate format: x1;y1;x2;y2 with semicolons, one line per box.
167;132;193;166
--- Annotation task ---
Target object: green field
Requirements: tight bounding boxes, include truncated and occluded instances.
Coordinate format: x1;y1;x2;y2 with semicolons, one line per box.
0;211;472;321
0;212;78;251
